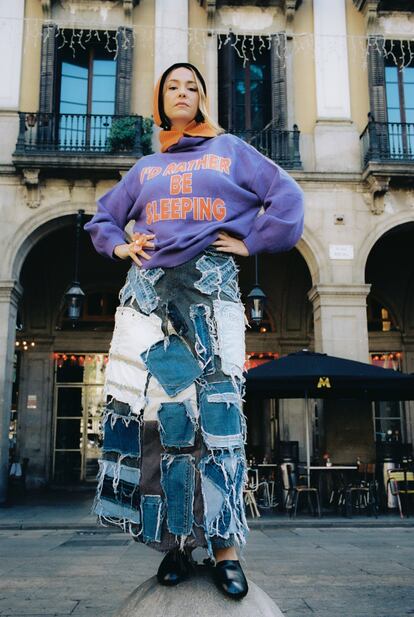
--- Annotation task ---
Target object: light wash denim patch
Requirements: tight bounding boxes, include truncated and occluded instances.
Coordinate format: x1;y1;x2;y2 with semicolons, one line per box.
143;379;198;423
94;497;141;525
160;454;195;537
158;401;197;448
199;380;244;450
189;303;216;375
141;334;202;397
141;495;165;542
119;265;164;315
199;451;248;549
213;300;246;380
194;252;240;302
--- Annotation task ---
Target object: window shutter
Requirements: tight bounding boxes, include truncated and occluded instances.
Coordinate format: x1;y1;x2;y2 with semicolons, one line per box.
218;36;235;131
367;36;387;123
39;23;58;113
115;27;134;116
271;34;287;129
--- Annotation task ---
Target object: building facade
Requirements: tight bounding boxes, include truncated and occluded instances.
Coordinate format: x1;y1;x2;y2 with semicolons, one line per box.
0;0;413;497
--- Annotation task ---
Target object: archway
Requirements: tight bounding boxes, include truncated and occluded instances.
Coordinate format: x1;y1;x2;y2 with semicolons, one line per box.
12;214;129;488
365;221;414;451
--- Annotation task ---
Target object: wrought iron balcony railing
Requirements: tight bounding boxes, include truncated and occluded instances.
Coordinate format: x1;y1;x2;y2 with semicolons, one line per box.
230;125;302;170
15;112;143;156
360;119;414;167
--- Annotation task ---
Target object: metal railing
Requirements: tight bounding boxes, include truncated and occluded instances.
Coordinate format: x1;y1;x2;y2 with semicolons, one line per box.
15;112;143;155
230;124;302;169
360;118;414;166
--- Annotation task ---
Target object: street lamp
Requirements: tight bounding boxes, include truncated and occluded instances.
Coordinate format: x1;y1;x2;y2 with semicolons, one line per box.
64;210;85;324
247;254;267;326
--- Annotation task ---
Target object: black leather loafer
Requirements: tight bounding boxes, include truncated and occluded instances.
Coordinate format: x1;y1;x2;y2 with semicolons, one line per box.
156;548;193;586
212;559;249;599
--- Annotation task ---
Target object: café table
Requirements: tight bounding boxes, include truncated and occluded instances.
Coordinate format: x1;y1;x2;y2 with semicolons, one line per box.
304;465;358;511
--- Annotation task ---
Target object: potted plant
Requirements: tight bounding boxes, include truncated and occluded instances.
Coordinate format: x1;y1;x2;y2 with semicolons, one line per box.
108;117;138;152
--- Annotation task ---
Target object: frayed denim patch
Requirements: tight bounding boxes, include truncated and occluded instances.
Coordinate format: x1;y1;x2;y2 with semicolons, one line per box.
119;265;164;315
158;401;197;448
199;381;244;450
105;307;164;413
94;459;141;528
199;451;248;555
160;454;195;539
141;334;202;397
141;495;165;542
143;379;198;423
189;303;217;375
194;253;240;302
213;300;246;380
102;406;141;458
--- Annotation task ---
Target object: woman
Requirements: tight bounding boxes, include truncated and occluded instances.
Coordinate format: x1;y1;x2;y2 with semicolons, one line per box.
85;62;304;599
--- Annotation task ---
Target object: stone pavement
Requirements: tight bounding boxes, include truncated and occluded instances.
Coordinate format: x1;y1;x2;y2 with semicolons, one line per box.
0;492;413;616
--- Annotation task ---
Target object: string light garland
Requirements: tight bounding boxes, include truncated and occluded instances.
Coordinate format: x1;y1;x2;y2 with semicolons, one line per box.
1;15;413;67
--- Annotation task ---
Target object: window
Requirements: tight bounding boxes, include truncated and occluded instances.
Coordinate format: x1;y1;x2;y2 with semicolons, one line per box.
367;296;398;332
370;352;405;443
234;52;271;132
384;41;414;158
57;32;117;150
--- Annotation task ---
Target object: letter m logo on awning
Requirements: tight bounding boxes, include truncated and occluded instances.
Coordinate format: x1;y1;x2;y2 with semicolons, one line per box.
317;377;331;389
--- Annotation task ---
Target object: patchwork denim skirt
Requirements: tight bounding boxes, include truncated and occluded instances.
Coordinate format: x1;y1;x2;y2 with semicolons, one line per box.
93;248;249;556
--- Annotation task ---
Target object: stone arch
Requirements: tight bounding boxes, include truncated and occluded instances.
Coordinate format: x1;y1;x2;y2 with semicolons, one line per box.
357;213;414;283
4;201;96;281
295;225;324;287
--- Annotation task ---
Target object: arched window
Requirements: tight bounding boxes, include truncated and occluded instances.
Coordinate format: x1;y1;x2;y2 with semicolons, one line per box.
367;296;398;332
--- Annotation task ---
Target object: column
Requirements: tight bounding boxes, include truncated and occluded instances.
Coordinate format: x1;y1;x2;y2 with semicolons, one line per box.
0;0;24;165
308;284;371;362
205;34;218;122
0;281;23;503
154;0;188;80
313;0;360;172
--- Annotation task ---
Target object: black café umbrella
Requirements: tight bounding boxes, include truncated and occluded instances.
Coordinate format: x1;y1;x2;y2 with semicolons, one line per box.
246;350;414;483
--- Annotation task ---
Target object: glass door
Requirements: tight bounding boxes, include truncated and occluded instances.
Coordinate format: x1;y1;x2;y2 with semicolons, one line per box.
53;353;107;484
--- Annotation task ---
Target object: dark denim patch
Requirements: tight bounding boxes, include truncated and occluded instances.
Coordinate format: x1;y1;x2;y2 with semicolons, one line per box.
141;495;164;542
190;303;216;375
141;334;202;397
167;301;188;336
160;454;195;537
198;380;243;449
102;412;141;458
158;401;196;448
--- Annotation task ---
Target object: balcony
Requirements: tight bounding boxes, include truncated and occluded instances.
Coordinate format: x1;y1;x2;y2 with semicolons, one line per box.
360;119;414;180
13;112;144;175
231;125;302;170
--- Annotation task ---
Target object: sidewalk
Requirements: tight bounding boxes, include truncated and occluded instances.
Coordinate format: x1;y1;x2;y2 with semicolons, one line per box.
1;489;413;530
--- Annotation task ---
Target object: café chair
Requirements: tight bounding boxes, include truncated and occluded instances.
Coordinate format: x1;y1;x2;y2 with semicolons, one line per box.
243;468;261;518
387;469;414;519
343;463;378;518
281;463;321;518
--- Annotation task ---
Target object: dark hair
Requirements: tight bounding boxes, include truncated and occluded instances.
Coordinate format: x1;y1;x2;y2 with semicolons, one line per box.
158;62;207;130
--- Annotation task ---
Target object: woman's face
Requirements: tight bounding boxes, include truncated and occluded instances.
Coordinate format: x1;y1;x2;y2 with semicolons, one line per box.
162;67;200;129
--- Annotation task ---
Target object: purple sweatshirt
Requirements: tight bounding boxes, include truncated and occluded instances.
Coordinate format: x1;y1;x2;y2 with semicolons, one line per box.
84;133;304;269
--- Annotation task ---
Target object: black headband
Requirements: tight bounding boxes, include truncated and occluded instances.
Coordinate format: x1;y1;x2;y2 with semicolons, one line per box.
158;62;207;130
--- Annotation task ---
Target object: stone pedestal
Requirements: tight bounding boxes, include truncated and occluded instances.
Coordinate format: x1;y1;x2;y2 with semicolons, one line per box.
114;566;283;617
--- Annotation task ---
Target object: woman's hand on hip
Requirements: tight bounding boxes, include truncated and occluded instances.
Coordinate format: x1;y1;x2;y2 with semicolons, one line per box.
212;231;249;257
113;233;155;267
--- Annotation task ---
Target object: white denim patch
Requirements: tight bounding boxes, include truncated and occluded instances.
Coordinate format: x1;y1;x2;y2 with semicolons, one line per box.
104;307;164;414
213;300;246;380
143;376;198;423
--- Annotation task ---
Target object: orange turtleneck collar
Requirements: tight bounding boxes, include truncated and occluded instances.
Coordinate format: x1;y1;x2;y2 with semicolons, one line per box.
153;71;218;153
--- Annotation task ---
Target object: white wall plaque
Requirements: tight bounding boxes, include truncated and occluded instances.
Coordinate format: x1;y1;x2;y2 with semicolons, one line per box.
329;244;354;260
27;394;37;409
